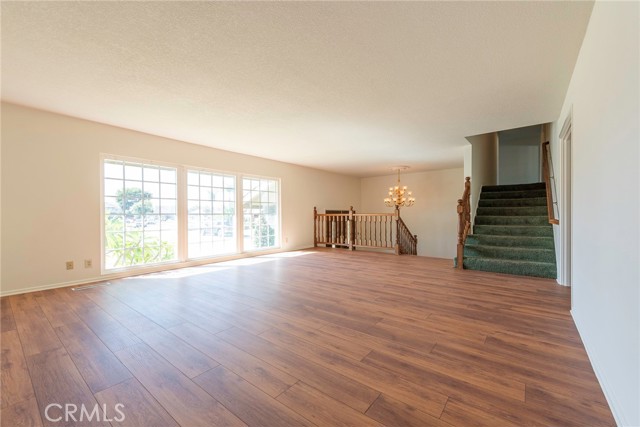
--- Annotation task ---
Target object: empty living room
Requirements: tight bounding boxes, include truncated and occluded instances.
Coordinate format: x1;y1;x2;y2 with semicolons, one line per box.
1;1;638;427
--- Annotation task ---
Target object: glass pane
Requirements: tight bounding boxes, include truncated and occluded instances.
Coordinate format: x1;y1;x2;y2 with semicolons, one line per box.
104;179;122;197
187;171;199;185
224;189;235;202
144;167;160;182
212;188;223;201
125;164;143;180
160;168;176;183
148;199;160;214
144;215;160;230
104;161;123;179
212;175;223;187
145;182;160;198
105;197;123;214
268;180;277;192
200;173;212;187
188;200;200;213
160;183;176;199
224;176;234;188
161;215;177;230
200;187;213;201
160;200;177;214
188;215;200;229
188;185;199;200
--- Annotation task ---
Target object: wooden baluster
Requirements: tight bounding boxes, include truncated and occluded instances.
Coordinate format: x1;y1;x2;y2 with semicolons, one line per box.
313;207;317;247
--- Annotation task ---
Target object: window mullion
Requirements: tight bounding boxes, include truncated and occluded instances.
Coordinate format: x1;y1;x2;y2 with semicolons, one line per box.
177;166;188;262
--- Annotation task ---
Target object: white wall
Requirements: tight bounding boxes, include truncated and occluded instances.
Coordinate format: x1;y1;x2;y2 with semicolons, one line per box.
467;133;498;222
360;168;463;258
498;137;541;185
550;2;639;425
0;103;361;296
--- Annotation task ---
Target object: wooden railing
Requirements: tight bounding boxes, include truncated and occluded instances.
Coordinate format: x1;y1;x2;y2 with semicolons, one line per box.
314;207;417;255
397;216;418;255
456;176;471;269
542;141;559;225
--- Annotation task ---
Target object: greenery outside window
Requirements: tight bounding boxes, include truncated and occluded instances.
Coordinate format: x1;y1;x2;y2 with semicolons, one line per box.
103;159;178;269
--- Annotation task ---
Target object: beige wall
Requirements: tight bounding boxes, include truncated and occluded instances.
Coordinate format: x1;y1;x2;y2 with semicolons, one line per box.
360;168;463;258
0;103;361;295
549;2;639;425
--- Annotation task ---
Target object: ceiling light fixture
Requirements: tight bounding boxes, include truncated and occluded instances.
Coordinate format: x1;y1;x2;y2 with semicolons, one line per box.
384;166;415;211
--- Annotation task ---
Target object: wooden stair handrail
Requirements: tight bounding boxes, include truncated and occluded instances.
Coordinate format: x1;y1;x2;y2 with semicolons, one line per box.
314;207;416;255
541;142;559;225
396;214;418;255
456;177;471;269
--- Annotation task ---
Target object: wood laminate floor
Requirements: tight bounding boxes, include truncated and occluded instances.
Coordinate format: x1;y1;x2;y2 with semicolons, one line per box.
0;249;615;426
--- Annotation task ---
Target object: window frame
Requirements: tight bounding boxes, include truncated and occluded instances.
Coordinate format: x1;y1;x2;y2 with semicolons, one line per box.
100;154;282;274
241;175;282;252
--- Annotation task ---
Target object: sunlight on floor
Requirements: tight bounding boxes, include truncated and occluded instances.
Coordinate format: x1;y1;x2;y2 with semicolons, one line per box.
127;250;315;280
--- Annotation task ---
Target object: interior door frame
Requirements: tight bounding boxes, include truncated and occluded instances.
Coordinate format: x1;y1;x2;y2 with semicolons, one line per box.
559;111;573;291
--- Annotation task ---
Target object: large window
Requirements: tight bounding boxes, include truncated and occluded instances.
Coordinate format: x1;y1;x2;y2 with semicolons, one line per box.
243;177;279;251
103;160;178;269
103;157;280;271
187;170;236;258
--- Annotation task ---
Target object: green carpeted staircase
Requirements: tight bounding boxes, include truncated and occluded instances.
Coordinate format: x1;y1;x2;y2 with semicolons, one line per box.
456;182;557;279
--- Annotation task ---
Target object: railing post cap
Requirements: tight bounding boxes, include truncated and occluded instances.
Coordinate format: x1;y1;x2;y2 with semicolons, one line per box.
465;177;470;181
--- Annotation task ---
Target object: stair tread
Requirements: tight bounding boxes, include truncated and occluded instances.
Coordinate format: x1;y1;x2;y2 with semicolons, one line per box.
465;244;554;252
462;256;555;266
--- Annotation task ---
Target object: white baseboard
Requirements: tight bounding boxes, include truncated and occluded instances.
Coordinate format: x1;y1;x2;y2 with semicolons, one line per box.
0;246;314;297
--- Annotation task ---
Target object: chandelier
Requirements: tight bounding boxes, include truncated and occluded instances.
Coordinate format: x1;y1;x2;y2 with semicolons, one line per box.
384;167;415;209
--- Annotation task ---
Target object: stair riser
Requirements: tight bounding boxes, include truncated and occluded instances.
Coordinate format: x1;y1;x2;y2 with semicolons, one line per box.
479;197;548;208
482;183;546;192
477;206;548;216
466;235;555;249
473;225;553;237
462;258;556;279
464;246;556;263
474;216;550;226
480;189;547;200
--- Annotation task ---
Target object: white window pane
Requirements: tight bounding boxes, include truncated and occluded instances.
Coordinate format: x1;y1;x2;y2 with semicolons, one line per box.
200;187;213;201
160;183;176;199
212;175;223;187
144;167;160;182
188;200;200;213
200;173;212;187
145;182;160;198
161;200;177;215
188;185;199;200
187;171;199;185
104;179;122;197
125;164;143;180
160;168;176;183
104;161;123;179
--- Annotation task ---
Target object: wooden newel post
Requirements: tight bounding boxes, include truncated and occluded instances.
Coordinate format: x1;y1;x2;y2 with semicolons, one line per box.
348;206;355;251
313;207;318;247
456;199;464;269
394;208;400;255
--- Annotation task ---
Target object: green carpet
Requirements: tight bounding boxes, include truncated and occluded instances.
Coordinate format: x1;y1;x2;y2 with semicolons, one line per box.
455;182;557;279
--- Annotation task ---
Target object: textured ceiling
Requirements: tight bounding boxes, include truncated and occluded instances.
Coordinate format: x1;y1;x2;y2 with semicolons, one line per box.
1;1;593;177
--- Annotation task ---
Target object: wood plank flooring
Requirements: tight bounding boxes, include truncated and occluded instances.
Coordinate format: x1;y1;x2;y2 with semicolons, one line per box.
0;249;615;426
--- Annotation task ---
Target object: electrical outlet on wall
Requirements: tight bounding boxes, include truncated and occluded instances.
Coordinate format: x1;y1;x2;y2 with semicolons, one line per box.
84;259;92;268
66;261;74;270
